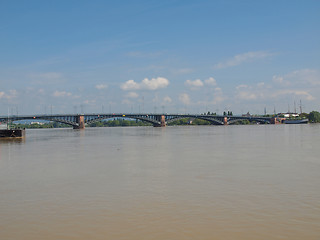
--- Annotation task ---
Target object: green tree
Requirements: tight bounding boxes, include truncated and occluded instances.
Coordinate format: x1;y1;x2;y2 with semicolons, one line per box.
308;111;320;123
193;118;210;125
300;112;309;119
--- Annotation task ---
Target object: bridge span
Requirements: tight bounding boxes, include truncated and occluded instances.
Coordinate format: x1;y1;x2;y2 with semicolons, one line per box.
1;113;273;129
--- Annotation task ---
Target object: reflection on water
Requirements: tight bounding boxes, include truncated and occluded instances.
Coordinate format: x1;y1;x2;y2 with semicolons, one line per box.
1;125;320;240
0;138;25;144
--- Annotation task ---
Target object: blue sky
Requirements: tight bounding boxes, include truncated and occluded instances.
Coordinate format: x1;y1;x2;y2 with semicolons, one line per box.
1;0;320;115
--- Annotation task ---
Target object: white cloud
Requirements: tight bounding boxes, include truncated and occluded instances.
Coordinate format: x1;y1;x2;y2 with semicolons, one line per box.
235;82;267;97
212;87;226;104
301;69;320;85
236;91;258;100
272;90;314;101
185;79;204;88
197;87;226;105
235;73;317;103
179;93;191;105
204;77;217;86
53;91;72;97
142;77;169;90
0;90;18;100
272;75;290;86
121;77;169;91
95;84;108;90
185;77;217;90
213;51;274;69
236;84;249;89
120;80;140;90
126;92;139;98
235;83;266;101
273;69;320;86
163;96;172;103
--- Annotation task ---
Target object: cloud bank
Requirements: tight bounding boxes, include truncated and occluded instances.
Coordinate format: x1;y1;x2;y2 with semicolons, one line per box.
121;77;169;91
0;90;17;100
235;69;318;104
273;69;320;86
185;77;217;89
185;79;204;88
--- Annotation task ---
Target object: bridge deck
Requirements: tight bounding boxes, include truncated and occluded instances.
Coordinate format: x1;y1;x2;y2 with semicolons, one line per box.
0;113;273;128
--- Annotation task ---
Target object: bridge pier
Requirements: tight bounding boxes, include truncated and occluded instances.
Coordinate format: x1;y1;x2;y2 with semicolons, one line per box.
224;117;228;125
160;115;166;127
154;115;166;127
270;117;283;124
73;115;85;129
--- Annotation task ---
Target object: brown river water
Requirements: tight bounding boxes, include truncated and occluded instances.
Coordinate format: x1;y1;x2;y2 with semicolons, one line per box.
0;125;319;240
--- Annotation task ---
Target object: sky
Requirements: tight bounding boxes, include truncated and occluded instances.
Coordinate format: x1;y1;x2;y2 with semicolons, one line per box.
1;0;320;115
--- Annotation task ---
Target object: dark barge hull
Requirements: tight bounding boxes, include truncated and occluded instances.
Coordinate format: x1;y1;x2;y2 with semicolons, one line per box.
0;129;26;138
283;119;309;124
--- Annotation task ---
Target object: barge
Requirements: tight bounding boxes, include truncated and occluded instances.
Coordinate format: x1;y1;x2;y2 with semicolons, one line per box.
0;129;25;138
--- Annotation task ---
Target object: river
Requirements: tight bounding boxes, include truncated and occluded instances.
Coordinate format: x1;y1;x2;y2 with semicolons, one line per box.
1;125;319;239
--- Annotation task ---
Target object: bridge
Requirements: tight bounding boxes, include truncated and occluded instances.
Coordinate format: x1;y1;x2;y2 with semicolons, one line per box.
0;113;274;129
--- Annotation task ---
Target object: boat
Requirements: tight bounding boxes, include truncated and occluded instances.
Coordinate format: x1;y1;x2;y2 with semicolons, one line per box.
0;128;25;138
283;119;308;124
0;121;25;138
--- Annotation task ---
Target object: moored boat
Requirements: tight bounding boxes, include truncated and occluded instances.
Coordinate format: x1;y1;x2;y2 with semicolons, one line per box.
283;119;308;124
0;129;25;138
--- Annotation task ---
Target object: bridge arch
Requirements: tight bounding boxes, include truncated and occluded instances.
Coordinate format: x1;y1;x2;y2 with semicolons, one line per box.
3;116;80;128
84;115;160;127
165;115;225;125
196;116;225;125
228;117;271;125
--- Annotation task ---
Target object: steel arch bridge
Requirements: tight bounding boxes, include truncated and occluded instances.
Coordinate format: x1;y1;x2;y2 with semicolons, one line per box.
0;113;273;129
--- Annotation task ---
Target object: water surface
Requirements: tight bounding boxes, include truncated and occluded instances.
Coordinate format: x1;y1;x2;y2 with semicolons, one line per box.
1;125;320;239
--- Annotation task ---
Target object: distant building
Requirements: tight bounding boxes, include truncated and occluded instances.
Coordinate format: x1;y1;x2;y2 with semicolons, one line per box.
31;121;45;125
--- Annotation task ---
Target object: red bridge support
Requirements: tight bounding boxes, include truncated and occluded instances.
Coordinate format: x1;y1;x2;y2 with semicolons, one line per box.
154;115;166;127
224;117;228;125
160;115;166;127
74;115;85;129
